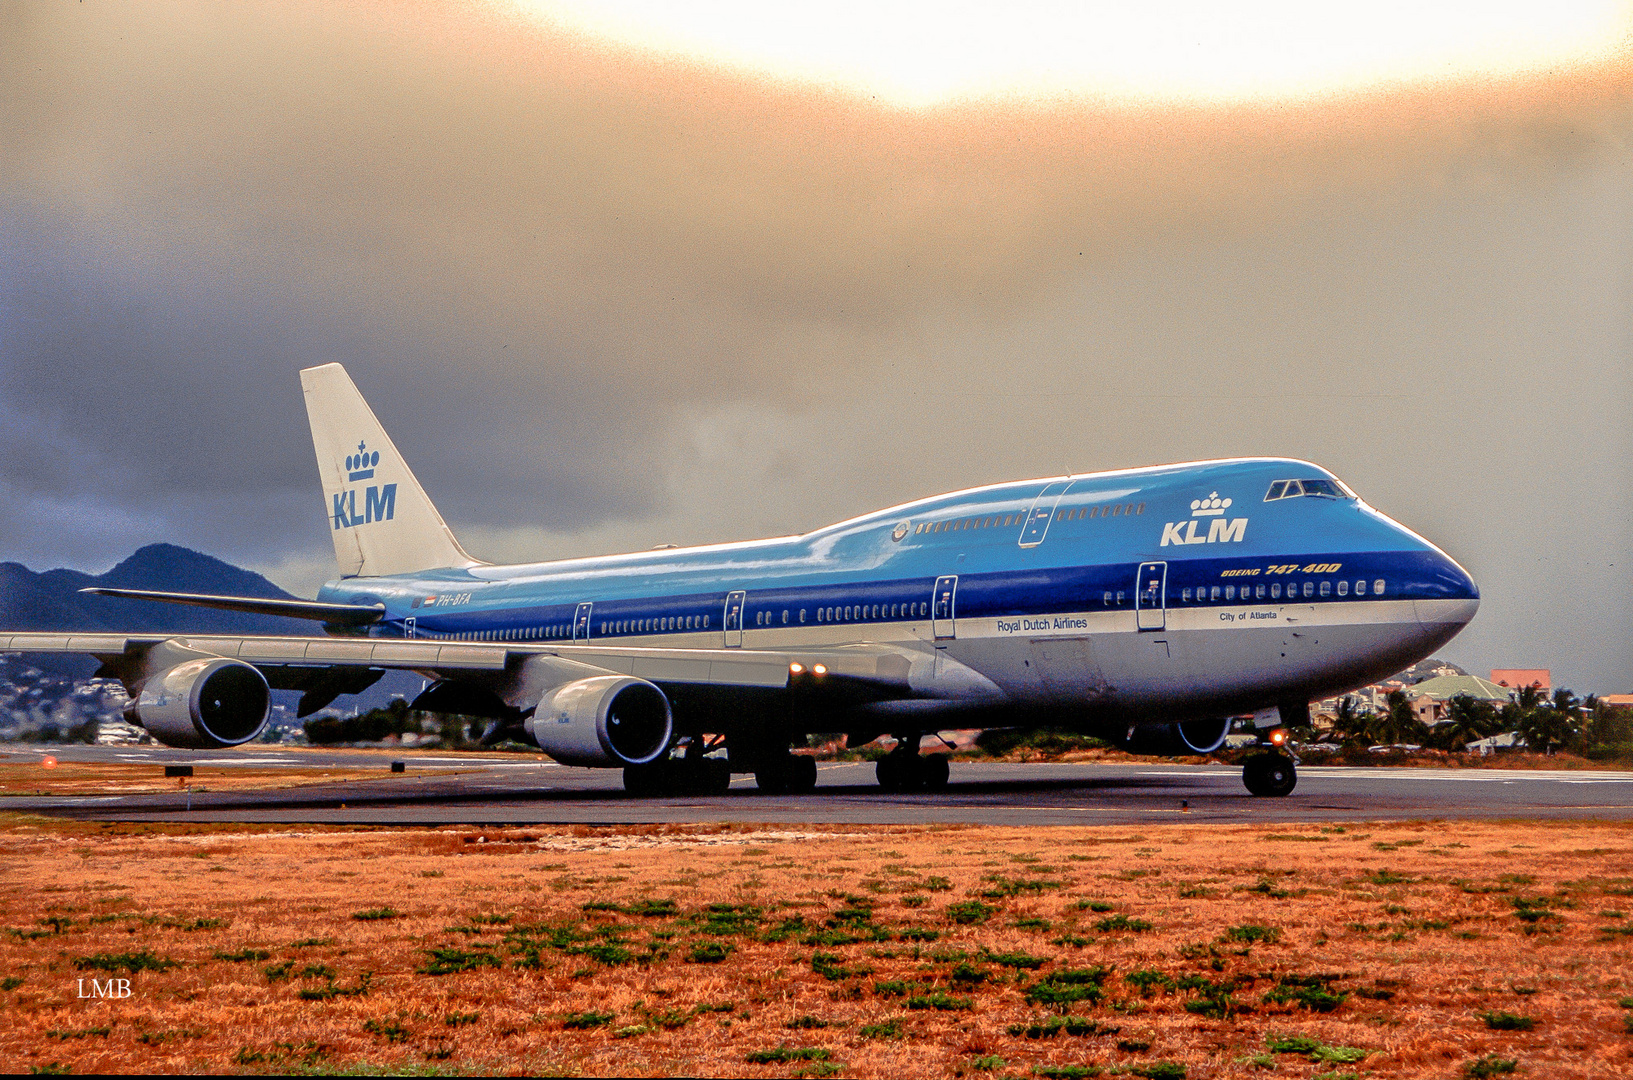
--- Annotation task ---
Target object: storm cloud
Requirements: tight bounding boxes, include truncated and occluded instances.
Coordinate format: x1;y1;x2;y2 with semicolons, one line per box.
1;2;1629;689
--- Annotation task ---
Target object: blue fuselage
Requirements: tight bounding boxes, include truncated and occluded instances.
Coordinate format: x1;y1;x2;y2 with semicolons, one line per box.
318;457;1477;725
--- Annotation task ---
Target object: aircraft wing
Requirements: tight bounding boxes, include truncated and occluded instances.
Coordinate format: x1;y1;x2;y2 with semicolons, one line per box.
0;631;918;712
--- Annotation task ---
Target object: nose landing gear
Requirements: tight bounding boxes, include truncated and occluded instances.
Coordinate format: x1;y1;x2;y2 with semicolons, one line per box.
1242;752;1296;797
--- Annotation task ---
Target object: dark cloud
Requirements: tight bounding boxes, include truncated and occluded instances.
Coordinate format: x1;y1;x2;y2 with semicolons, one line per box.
1;2;1629;689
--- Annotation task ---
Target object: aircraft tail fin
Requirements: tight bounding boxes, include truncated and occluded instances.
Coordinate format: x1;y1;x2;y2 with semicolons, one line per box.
300;363;480;578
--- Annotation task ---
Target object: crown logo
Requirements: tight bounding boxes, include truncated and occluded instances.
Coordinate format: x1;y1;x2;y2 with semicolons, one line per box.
346;440;379;482
1190;492;1231;517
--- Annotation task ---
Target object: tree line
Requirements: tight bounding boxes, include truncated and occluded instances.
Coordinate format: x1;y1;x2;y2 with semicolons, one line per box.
1325;686;1632;758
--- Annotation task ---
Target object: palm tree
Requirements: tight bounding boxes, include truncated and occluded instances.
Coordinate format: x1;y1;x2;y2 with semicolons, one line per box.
1330;695;1372;745
1432;694;1498;750
1372;690;1430;746
1516;688;1583;755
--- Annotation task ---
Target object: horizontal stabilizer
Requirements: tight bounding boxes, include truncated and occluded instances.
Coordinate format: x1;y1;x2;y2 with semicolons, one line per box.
79;588;385;626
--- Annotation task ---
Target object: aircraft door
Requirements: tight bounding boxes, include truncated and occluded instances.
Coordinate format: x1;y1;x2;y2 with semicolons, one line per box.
1135;562;1167;631
1018;480;1071;547
404;616;416;640
723;591;745;647
572;601;593;641
931;576;958;640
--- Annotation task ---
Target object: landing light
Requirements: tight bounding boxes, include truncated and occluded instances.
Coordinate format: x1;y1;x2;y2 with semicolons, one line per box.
790;662;804;675
812;664;827;677
1268;727;1288;746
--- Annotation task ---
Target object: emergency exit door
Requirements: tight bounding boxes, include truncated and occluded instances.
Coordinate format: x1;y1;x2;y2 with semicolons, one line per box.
1135;562;1166;631
931;576;958;640
723;591;745;647
572;601;593;641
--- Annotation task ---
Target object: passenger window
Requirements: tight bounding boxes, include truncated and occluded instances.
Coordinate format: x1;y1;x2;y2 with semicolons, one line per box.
1116;590;1125;605
1103;591;1112;606
783;610;790;624
1336;581;1347;596
1182;587;1191;602
1302;582;1314;598
1270;583;1281;599
1373;579;1385;595
1224;585;1235;600
1319;581;1331;597
1255;584;1265;599
1111;504;1122;516
799;609;806;623
704;614;710;628
1136;502;1144;514
1210;586;1221;601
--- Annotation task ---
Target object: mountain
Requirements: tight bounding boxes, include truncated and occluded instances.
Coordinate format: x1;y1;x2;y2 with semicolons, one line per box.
0;544;316;676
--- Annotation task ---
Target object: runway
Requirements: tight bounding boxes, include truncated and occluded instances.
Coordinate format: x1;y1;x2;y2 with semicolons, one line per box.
3;745;1630;825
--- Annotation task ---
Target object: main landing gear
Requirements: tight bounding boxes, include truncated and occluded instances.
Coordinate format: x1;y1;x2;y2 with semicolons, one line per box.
1242;752;1296;797
623;739;732;797
875;739;950;793
753;752;818;795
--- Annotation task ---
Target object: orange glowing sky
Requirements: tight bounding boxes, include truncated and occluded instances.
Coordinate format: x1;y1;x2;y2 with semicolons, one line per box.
511;0;1633;105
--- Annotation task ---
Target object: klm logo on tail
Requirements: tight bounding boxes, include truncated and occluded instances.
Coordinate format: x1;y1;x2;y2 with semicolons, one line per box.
1161;492;1247;547
332;440;396;530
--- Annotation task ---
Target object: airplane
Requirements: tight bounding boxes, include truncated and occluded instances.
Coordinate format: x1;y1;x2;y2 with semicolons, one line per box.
0;363;1478;798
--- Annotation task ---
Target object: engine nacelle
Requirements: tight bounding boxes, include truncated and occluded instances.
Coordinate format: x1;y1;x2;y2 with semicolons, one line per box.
1121;717;1233;757
523;675;673;767
127;658;270;749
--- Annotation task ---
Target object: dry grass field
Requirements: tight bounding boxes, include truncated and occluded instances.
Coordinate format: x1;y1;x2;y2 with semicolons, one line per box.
2;815;1631;1077
0;760;471;798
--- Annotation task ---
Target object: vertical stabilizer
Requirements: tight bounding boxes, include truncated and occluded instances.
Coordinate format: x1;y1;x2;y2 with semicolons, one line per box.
300;364;479;578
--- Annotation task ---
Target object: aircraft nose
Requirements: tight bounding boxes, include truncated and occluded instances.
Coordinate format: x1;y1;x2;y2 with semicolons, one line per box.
1412;544;1479;639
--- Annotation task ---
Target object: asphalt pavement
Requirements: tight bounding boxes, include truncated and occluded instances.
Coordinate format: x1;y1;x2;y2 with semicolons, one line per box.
3;744;1629;826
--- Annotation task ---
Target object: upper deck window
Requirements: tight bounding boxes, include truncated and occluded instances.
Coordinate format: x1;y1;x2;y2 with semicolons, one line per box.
1265;478;1351;501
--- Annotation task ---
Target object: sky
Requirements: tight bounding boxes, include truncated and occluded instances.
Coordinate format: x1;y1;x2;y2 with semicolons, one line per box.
1;1;1630;691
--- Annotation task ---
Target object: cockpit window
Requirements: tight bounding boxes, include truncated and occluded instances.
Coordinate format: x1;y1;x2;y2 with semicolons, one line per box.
1265;478;1350;501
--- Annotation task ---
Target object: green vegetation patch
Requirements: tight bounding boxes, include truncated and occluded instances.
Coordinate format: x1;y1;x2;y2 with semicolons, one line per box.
418;946;503;975
687;941;734;964
1464;1055;1518;1078
350;907;401;921
213;947;271;963
746;1046;833;1063
983;948;1050;969
906;992;973;1010
563;1010;615;1029
859;1019;905;1039
946;900;996;925
72;950;178;974
1480;1011;1536;1031
1223;924;1281;944
1095;914;1153;933
1025;966;1113;1009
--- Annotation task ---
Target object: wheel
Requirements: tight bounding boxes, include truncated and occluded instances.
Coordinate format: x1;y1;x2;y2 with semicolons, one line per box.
1243;753;1296;797
623;761;667;797
754;763;790;794
877;753;923;791
787;756;818;794
875;755;901;792
921;755;949;791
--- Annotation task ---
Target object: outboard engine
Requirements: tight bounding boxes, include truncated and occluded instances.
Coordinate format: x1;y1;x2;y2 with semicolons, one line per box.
523;675;672;767
126;658;270;748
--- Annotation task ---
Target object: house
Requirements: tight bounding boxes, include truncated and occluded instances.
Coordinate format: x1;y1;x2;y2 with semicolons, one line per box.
1405;674;1513;722
1491;669;1550;694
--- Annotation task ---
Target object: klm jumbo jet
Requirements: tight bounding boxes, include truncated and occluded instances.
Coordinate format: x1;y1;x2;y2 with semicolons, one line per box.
1;364;1479;797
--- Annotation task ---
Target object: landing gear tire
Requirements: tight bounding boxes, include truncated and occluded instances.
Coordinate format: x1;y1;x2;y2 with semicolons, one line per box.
1243;752;1297;797
876;752;924;792
624;757;731;797
786;755;818;794
921;755;950;791
623;761;667;797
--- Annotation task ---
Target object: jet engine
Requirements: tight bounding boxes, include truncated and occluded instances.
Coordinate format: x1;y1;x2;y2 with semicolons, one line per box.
1120;717;1233;756
523;675;673;767
127;658;271;749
